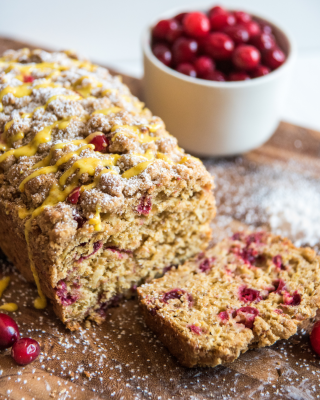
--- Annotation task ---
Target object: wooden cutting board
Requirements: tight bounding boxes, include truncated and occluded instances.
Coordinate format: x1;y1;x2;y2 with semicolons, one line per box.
1;37;320;400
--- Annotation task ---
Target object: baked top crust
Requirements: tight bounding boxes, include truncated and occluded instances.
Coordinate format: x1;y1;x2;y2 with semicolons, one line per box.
0;48;213;231
138;231;320;367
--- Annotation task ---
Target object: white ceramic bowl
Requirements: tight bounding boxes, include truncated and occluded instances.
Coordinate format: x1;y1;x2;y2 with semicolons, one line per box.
142;6;295;156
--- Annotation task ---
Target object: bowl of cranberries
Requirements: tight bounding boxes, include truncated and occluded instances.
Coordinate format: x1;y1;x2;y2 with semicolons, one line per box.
143;5;295;156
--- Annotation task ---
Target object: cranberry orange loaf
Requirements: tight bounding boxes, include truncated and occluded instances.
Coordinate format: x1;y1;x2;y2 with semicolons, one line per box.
138;231;320;367
0;48;215;329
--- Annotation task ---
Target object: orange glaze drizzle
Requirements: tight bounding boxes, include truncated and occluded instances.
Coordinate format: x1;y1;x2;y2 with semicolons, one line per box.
0;276;18;311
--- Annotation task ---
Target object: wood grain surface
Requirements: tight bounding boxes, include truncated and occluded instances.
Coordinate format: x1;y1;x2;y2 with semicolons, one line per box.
1;37;320;400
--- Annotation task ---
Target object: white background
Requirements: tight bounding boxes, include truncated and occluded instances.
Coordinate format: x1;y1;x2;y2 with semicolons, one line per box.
1;0;320;130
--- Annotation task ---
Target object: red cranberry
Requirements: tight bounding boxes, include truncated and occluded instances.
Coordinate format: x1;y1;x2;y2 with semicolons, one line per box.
23;75;34;83
224;25;249;44
162;288;193;306
198;258;212;273
73;211;87;229
188;324;202;335
174;12;188;24
105;246;123;259
137;196;152;215
89;134;109;153
172;37;198;65
194;56;215;77
152;19;181;42
242;21;261;38
251;64;270;78
209;6;227;16
204;70;226;81
272;255;283;270
229;71;250;81
166;23;182;43
153;44;172;67
236;307;259;329
233;45;260;70
260;23;273;35
232;232;243;241
239;287;261;303
263;47;286;69
67;186;81;204
183;12;210;38
0;313;20;350
205;32;234;60
163;265;176;274
152;19;170;40
233;11;251;24
246;231;265;245
311;321;320;356
283;291;301;306
272;279;286;294
11;338;40;365
209;12;235;31
251;32;276;52
176;63;197;77
55;280;79;305
236;246;258;265
218;310;229;321
77;241;103;263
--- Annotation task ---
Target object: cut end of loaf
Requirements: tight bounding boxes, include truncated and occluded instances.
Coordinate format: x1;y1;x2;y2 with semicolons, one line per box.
138;231;320;367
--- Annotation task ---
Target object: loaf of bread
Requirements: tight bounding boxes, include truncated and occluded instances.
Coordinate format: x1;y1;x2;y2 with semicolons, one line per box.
138;231;320;367
0;48;215;329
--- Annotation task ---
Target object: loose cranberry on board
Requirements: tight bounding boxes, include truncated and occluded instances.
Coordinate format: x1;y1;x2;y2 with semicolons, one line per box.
11;338;40;365
311;321;320;356
0;313;20;349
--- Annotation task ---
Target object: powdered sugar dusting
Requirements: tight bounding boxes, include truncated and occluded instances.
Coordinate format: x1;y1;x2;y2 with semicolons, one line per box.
206;157;320;248
262;181;320;246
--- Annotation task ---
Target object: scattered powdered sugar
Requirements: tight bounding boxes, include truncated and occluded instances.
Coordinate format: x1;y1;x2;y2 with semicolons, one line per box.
261;179;320;247
206;157;320;248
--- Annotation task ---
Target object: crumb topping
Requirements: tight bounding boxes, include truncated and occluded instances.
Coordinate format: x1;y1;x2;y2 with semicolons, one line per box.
0;48;210;228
